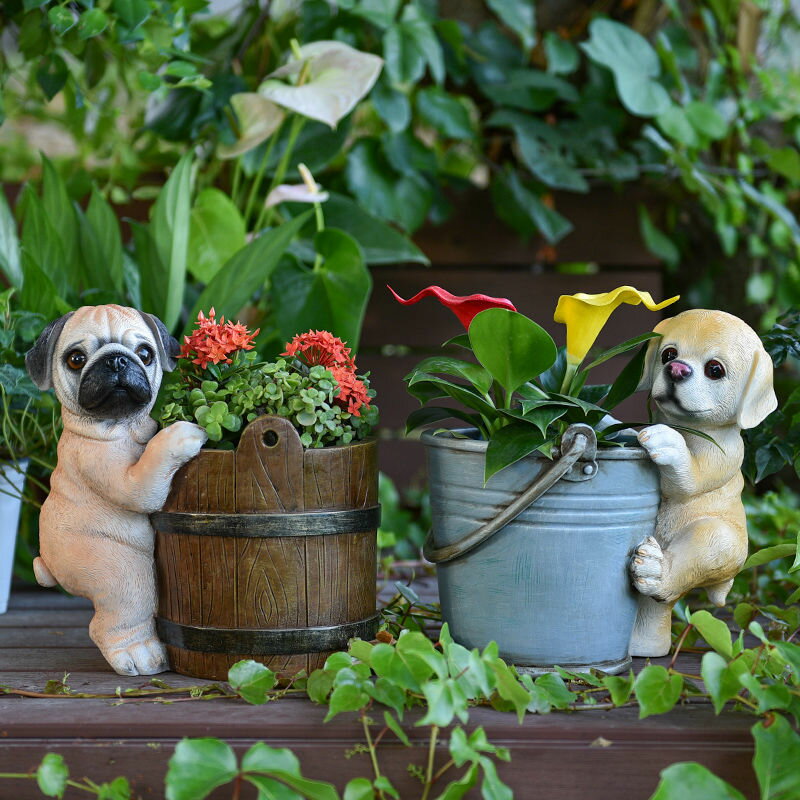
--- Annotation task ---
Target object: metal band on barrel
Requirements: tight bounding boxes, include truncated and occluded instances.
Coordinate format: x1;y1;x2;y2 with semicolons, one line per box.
152;505;381;537
156;615;381;655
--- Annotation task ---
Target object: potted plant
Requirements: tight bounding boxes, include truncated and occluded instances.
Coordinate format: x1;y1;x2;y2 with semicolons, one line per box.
392;284;686;674
152;310;380;680
0;289;60;613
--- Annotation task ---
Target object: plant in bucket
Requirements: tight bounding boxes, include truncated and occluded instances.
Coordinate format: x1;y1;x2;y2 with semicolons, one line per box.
154;311;380;680
391;284;685;674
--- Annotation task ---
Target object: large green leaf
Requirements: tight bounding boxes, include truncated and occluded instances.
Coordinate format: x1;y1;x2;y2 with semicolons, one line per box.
130;221;167;323
752;714;800;800
405;406;482;435
187;188;246;284
151;153;193;330
601;342;651;411
271;227;371;351
407;374;497;417
20;192;69;298
412;356;492;395
0;189;22;287
468;309;557;396
485;421;548;482
649;762;746;800
584;332;661;371
85;188;124;295
165;738;238;800
580;19;670;117
321;193;428;265
187;211;311;336
41;156;80;283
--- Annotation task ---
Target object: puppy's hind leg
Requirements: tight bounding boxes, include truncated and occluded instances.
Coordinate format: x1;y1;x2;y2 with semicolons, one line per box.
33;556;58;588
630;596;673;657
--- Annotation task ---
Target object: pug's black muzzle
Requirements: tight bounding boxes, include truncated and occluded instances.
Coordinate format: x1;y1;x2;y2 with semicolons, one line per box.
78;350;152;419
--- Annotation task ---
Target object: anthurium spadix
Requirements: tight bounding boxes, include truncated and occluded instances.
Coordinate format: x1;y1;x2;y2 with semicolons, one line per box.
554;285;679;392
218;93;285;159
259;41;383;128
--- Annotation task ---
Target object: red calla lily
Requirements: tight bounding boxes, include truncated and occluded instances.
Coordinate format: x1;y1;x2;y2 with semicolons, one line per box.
388;285;517;330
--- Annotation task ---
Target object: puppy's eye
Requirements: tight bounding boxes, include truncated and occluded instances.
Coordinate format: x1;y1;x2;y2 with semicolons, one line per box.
704;360;726;380
65;351;86;371
661;347;678;364
136;345;154;366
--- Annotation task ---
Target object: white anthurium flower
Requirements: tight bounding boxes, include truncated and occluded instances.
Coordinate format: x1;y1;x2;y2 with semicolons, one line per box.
218;93;284;159
258;40;383;129
265;164;329;207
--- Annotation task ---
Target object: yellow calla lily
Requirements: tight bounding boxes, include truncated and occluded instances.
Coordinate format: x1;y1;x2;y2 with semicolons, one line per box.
554;286;680;386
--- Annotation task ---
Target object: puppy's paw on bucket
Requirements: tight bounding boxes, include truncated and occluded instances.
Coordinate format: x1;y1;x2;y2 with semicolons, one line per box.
630;536;671;599
637;424;687;467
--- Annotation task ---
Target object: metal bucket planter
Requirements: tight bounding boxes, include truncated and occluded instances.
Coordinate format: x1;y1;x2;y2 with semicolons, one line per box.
152;416;380;680
423;424;659;674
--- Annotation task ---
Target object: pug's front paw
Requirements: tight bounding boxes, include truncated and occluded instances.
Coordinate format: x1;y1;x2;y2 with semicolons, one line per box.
630;536;674;602
158;421;208;463
638;424;688;467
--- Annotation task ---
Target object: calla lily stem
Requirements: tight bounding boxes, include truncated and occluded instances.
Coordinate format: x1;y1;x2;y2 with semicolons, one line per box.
259;114;306;230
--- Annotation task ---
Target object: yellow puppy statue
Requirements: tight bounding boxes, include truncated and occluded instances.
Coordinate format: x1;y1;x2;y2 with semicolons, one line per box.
630;309;776;657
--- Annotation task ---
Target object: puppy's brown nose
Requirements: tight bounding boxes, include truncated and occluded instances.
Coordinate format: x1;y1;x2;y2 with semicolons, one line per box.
666;360;692;381
106;354;129;373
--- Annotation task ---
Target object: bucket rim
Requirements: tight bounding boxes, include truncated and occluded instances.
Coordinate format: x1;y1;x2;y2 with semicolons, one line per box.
420;427;653;460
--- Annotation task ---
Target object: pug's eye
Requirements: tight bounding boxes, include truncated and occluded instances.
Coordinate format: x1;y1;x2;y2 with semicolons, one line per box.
136;345;154;366
704;360;726;380
65;350;86;371
661;347;678;364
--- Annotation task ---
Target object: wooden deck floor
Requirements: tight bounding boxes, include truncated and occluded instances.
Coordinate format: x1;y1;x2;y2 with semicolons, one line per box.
0;586;757;800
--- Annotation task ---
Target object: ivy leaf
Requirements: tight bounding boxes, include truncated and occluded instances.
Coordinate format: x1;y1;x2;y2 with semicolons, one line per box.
242;743;339;800
228;660;277;705
743;544;797;569
700;652;747;714
580;19;670;117
650;762;746;800
165;738;238;800
490;660;530;722
602;672;634;707
37;753;69;798
688;610;732;658
344;778;374;800
752;714;800;800
633;665;682;718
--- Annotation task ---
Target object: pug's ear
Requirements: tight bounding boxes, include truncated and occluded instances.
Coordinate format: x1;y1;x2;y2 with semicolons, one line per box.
138;312;180;372
25;312;75;390
636;320;670;393
737;346;777;430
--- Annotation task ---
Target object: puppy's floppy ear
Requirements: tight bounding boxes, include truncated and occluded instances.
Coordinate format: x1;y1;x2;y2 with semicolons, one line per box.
137;312;180;372
737;345;777;430
25;312;75;390
636;319;671;393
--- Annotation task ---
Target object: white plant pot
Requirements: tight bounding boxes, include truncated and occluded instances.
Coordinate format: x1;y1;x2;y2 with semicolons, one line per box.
0;459;29;615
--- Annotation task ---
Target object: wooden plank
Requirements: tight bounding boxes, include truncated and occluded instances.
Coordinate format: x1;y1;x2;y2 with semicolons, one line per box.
0;628;92;648
0;648;111;672
0;609;93;628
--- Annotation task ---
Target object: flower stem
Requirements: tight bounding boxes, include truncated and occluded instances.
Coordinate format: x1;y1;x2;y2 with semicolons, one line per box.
243;117;284;229
560;363;578;394
257;114;306;231
420;725;439;800
361;710;385;798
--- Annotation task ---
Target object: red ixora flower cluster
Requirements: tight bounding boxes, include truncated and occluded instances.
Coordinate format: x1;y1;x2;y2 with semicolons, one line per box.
181;308;259;369
282;330;371;417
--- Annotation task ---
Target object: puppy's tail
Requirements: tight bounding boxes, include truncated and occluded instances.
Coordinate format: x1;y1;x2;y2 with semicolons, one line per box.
706;578;734;607
33;556;58;588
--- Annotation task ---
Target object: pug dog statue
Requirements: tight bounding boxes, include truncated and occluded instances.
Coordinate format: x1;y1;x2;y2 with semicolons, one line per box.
26;305;207;675
629;309;777;656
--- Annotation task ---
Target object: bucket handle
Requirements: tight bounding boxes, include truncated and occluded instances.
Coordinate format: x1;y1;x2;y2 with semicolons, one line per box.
423;424;598;565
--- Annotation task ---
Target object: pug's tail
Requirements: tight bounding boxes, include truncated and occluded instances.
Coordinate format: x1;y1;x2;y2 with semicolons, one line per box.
33;556;58;588
706;578;734;607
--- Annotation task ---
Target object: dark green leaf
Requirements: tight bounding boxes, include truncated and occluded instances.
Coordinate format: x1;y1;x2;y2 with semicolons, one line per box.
188;212;311;336
412;356;492;395
601;343;650;411
371;76;411;133
187;188;246;284
485;422;547;482
416;88;474;139
36;54;68;100
639;206;679;268
383;24;426;84
584;332;661;370
113;0;150;29
487;0;535;51
407;373;497;416
78;8;109;38
0;189;22;287
85;189;124;295
405;406;481;435
544;32;579;75
400;5;444;84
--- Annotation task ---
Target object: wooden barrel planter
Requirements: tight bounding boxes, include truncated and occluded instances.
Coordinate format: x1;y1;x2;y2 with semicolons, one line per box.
152;415;380;680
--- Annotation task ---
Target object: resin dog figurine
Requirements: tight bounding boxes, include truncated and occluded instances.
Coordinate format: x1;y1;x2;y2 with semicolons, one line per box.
26;305;207;675
629;309;776;656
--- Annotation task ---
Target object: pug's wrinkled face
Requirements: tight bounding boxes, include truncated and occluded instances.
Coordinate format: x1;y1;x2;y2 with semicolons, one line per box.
644;309;776;430
27;305;178;424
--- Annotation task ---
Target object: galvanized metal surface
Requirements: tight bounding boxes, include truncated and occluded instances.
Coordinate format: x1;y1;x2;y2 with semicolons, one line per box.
423;430;660;674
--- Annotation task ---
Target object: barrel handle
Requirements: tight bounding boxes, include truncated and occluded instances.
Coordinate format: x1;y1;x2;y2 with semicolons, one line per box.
423;424;597;565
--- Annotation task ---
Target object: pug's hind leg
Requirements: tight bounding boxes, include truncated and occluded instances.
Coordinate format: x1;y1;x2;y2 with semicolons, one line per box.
90;610;167;676
630;596;673;657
